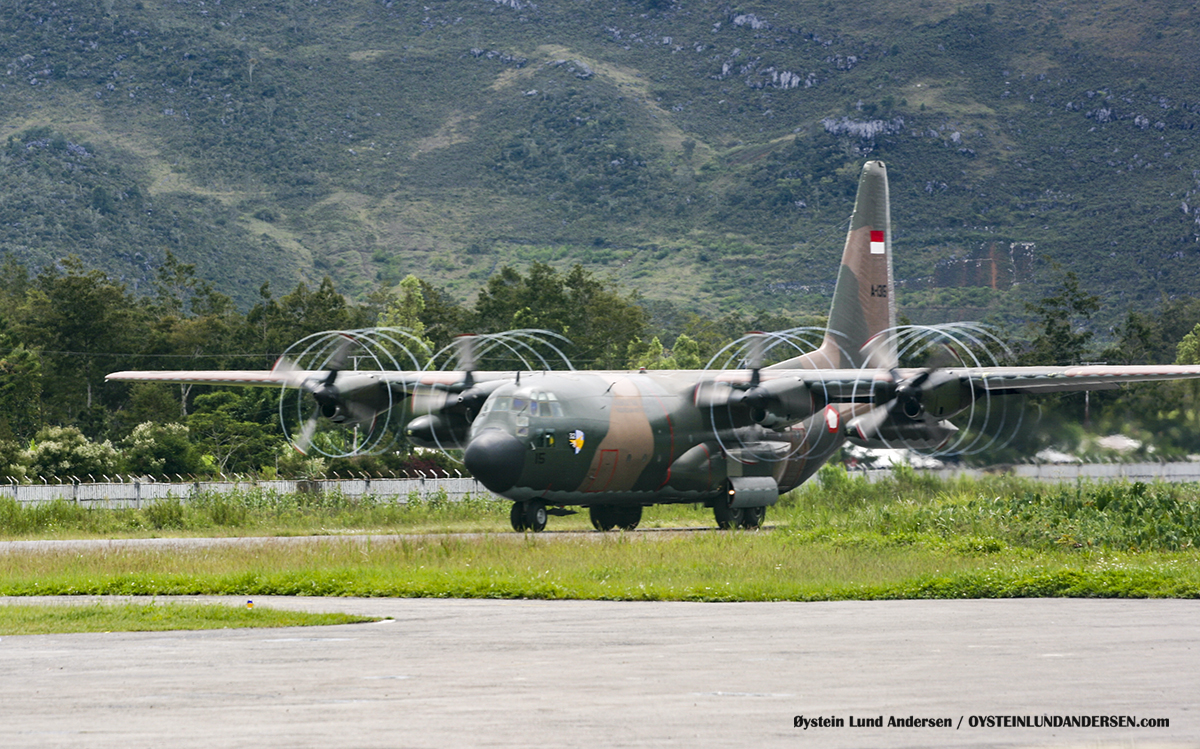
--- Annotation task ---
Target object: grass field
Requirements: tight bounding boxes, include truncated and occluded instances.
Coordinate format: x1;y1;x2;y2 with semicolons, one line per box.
0;601;376;635
3;466;1199;602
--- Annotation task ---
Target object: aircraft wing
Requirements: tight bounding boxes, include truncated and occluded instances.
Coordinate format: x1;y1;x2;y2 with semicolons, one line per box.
104;368;494;389
955;364;1200;394
771;365;1200;392
107;364;1200;392
106;370;298;387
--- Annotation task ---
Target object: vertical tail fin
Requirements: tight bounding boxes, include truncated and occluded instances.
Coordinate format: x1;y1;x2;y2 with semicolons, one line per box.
773;160;896;370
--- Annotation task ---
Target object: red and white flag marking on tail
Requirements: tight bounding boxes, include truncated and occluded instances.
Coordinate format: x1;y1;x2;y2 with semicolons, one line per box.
870;229;885;255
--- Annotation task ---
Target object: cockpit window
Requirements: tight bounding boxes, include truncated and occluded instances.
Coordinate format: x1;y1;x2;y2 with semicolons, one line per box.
480;392;562;418
535;392;562;418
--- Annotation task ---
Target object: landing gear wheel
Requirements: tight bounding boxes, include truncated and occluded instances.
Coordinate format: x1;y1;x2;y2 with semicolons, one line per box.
589;505;617;531
740;505;766;530
524;501;548;533
510;502;528;532
713;502;745;530
615;505;642;531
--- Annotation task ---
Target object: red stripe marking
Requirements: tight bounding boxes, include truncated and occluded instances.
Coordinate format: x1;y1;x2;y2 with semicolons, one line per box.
870;230;885;242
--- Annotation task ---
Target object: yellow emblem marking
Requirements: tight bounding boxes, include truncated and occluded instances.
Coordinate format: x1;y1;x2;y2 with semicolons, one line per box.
568;430;585;454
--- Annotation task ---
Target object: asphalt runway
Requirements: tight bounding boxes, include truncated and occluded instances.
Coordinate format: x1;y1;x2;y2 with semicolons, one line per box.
0;596;1196;748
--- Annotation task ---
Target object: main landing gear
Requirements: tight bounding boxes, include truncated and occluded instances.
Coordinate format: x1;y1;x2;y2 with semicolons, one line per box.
588;504;643;532
712;502;766;530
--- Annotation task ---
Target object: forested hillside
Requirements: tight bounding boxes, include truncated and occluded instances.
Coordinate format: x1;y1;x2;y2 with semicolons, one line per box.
2;0;1199;327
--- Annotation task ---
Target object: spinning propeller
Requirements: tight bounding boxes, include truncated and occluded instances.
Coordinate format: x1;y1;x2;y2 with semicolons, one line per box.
276;328;430;458
846;324;1027;456
696;328;850;464
408;329;576;461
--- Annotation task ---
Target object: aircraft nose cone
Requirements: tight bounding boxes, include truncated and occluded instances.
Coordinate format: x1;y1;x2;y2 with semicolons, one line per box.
464;429;525;494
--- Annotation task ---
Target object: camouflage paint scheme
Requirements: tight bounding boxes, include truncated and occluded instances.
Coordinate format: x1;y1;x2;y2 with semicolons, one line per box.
108;161;1200;531
462;368;841;505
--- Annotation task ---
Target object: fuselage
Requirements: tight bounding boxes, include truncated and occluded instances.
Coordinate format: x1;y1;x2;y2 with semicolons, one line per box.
462;370;845;506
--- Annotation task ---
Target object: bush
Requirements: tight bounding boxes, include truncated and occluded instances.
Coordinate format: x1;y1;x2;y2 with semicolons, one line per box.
122;422;203;477
23;426;119;479
142;497;186;530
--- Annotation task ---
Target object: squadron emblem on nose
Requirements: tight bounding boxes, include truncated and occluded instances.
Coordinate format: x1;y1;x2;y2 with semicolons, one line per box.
568;430;585;454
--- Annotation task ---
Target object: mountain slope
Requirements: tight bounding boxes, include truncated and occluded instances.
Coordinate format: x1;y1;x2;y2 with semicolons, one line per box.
2;0;1198;327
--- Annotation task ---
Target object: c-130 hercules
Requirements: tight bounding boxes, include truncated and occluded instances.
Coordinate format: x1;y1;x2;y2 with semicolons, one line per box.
108;161;1200;532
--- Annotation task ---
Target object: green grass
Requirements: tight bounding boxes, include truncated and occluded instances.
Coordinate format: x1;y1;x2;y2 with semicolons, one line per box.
0;601;376;635
4;468;1200;601
0;490;523;539
1;531;1196;602
0;489;712;539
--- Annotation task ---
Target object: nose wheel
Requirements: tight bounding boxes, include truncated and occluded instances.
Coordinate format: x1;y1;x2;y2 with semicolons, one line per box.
510;501;548;532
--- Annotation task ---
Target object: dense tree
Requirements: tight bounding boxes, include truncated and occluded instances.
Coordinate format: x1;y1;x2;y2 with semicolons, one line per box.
122;422;203;477
0;314;42;440
18;256;146;429
472;262;646;368
0;440;26;482
415;280;468;353
1019;270;1100;367
376;275;436;366
626;333;703;369
242;278;373;362
186;390;279;474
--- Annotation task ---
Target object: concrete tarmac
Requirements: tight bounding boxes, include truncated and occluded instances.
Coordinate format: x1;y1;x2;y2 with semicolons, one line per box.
0;596;1196;748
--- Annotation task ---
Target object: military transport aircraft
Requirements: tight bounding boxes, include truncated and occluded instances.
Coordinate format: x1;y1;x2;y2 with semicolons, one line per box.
107;161;1200;532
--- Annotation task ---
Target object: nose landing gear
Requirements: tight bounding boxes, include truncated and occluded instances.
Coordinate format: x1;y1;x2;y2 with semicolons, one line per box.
510;500;548;532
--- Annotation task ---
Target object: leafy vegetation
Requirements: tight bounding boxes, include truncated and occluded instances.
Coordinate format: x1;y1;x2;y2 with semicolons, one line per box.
0;484;519;538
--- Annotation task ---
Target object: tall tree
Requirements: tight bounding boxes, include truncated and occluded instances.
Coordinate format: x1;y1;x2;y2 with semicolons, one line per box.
1019;270;1100;366
376;275;438;367
0;313;42;440
243;277;371;362
18;256;145;429
471;263;646;369
186;390;280;474
138;251;242;420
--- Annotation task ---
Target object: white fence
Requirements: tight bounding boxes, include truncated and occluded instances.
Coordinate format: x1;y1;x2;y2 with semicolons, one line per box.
0;476;486;509
6;462;1200;509
856;462;1200;484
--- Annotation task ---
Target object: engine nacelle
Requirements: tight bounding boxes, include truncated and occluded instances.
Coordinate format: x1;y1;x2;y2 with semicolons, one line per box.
746;378;813;428
308;373;393;426
405;413;472;449
913;373;975;420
